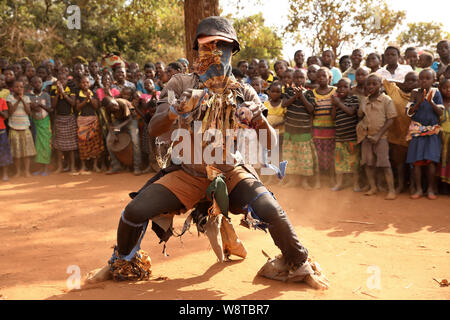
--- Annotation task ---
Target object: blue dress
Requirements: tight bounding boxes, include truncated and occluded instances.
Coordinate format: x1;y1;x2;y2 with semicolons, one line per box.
406;90;443;164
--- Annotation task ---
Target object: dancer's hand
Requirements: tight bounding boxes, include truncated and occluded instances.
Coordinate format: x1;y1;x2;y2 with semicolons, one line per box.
240;101;264;127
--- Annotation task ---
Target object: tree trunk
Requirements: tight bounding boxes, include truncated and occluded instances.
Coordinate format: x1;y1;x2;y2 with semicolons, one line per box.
184;0;219;68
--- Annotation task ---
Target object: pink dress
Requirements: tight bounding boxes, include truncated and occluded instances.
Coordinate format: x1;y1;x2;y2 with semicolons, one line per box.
96;88;120;101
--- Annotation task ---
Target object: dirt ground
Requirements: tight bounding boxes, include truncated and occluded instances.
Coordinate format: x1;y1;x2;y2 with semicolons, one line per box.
0;171;449;300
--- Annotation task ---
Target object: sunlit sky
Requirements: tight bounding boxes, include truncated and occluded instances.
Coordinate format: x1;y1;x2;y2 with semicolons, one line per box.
221;0;450;61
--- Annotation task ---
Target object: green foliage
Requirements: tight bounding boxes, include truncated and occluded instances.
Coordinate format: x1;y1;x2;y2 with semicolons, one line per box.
397;22;450;49
285;0;405;57
231;13;283;65
0;0;185;67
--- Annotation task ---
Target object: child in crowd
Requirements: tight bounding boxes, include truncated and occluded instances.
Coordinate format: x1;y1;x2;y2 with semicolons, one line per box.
281;69;294;93
377;46;413;83
357;74;397;200
6;80;36;178
250;76;268;103
237;60;249;82
264;81;286;148
95;73;119;172
306;56;322;67
439;65;450;82
383;72;419;194
27;76;52;176
75;76;104;174
137;63;156;94
274;60;288;80
281;69;320;189
258;60;274;91
306;64;320;90
331;78;360;191
366;53;382;74
418;52;434;70
406;69;444;200
25;65;36;85
294;50;305;70
351;67;369;101
433;40;450;80
0;74;10;99
439;78;450;186
405;47;421;72
339;55;351;74
0;97;12;181
96;72;120;102
51;71;78;174
321;49;342;85
4;67;16;91
247;65;259;82
312;67;337;187
343;49;366;85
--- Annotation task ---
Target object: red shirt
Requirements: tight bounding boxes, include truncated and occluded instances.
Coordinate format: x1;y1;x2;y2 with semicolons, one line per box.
0;98;7;130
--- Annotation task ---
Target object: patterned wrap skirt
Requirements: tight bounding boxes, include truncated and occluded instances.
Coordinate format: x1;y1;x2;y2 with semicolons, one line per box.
77;116;104;160
313;128;336;171
334;141;360;173
282;132;319;176
0;129;13;166
8;128;36;159
54;115;78;152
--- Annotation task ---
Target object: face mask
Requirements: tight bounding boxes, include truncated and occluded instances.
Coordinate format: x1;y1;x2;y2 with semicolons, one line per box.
194;41;240;94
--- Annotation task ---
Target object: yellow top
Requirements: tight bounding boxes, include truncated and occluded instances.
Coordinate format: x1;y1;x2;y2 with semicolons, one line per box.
265;100;285;133
441;107;450;133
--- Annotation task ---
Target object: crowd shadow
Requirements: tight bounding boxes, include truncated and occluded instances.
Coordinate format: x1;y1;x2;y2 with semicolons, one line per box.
267;181;450;237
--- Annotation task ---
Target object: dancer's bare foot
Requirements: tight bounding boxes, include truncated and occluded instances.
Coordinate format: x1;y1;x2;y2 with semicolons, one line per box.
85;265;112;284
304;273;329;290
24;171;32;178
12;172;21;179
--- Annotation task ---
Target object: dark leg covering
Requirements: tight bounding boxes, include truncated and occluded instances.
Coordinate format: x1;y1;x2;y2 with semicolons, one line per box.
228;178;309;267
117;183;184;256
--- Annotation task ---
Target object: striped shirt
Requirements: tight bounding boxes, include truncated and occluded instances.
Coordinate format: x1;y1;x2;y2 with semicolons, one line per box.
312;87;337;129
335;95;359;142
283;88;315;135
6;94;31;130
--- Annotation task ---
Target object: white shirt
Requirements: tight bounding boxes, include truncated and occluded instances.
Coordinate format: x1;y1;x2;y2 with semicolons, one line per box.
376;64;413;82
